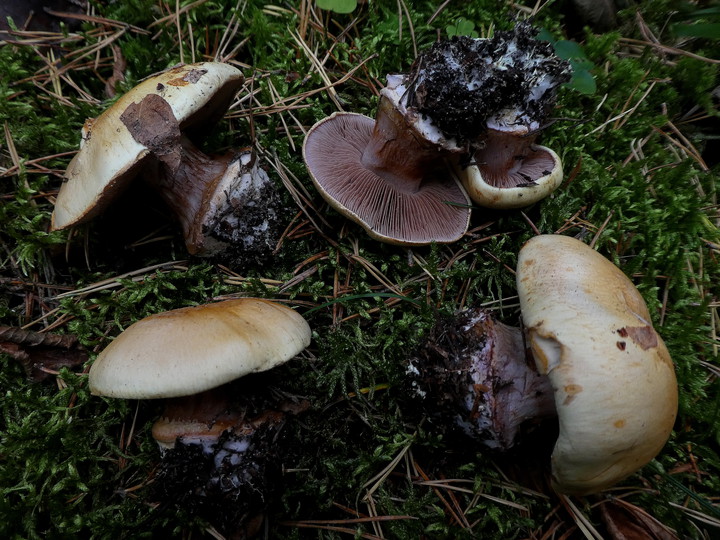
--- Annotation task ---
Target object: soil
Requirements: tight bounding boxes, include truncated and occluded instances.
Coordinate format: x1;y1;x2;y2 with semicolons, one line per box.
404;21;571;144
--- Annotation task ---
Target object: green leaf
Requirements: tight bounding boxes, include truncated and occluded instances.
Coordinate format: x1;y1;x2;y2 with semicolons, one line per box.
446;17;478;38
553;39;587;60
316;0;357;14
672;22;720;39
565;65;596;94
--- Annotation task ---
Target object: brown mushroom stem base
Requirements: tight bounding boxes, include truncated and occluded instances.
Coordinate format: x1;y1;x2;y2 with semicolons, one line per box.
360;96;452;191
145;136;231;249
150;385;305;539
407;308;556;450
152;386;239;449
147;138;281;265
474;128;557;189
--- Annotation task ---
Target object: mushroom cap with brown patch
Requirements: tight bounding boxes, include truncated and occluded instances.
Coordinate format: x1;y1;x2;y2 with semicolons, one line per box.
51;62;244;230
516;235;678;495
302;112;471;246
88;298;311;399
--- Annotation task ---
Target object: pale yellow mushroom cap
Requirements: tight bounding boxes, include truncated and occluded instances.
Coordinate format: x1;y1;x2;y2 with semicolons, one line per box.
457;145;563;209
517;235;678;495
89;298;311;399
51;62;244;230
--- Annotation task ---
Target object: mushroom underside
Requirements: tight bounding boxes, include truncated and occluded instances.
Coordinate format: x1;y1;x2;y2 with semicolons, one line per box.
476;145;558;189
304;113;470;245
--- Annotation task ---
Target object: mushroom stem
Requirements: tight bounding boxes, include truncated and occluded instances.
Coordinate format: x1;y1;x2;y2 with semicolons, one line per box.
150;384;298;540
145;136;232;255
145;135;234;254
472;127;558;190
475;128;538;188
120;92;281;264
360;96;450;192
408;308;556;450
151;385;237;450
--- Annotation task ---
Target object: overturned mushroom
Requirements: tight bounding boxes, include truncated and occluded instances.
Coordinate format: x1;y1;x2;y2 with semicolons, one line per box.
52;62;282;266
407;22;571;208
303;73;471;246
89;298;312;536
408;235;677;495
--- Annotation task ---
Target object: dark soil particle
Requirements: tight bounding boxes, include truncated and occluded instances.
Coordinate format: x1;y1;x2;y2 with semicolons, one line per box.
204;161;285;272
152;424;282;539
405;21;571;144
405;309;493;439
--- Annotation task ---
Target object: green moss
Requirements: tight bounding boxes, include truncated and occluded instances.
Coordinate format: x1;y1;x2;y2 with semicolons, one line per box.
0;0;718;537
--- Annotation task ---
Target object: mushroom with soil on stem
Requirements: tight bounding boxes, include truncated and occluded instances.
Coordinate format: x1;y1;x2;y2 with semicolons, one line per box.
407;21;572;209
302;68;472;246
407;234;678;495
51;62;283;267
88;298;312;537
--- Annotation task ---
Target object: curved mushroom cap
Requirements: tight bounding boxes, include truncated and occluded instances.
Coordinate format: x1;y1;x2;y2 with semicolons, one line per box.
458;144;563;209
51;62;244;230
516;235;677;495
89;298;311;399
302;112;471;246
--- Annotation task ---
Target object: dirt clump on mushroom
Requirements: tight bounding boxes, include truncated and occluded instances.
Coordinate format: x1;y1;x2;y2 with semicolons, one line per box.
405;21;571;145
405;308;555;450
150;385;305;539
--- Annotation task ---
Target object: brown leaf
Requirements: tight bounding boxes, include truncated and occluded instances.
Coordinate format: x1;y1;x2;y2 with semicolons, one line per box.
0;326;88;383
599;498;679;540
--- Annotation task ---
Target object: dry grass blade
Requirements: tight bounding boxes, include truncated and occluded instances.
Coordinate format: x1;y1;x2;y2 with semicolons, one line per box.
261;147;332;233
619;37;720;65
652;123;710;173
228;54;377;120
52;261;189;299
590;78;662;134
44;10;151;34
558;494;604;540
347;254;402;294
668;502;720;528
285;515;417;525
415;479;531;512
2;122;29;197
282;521;385;539
414;461;471;529
361;437;414;500
291;29;344;110
148;0;211;29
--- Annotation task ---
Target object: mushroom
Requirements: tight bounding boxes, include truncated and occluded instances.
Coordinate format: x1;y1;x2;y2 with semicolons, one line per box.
408;234;678;495
88;298;312;535
406;22;571;209
302;75;472;246
51;62;283;264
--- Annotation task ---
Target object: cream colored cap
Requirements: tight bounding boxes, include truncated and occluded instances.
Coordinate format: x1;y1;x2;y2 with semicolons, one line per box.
457;145;563;209
89;298;311;399
52;62;244;230
517;234;678;495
